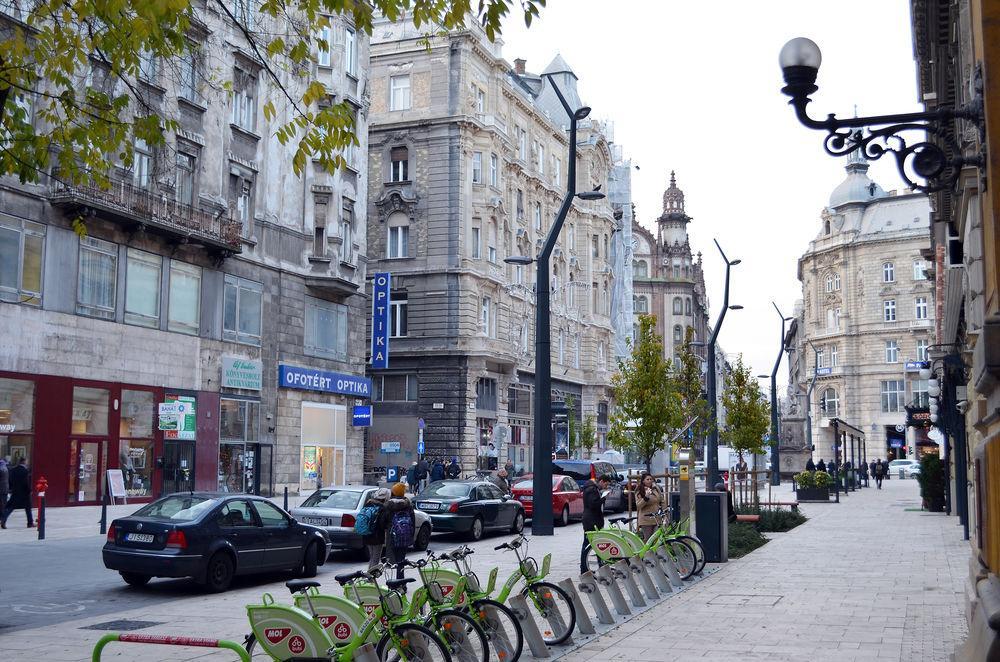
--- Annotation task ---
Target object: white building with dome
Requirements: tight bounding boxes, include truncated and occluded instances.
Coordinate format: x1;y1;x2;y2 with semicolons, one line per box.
794;151;934;466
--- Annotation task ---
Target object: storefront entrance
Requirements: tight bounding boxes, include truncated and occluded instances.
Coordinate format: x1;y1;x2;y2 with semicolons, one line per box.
69;438;108;504
300;403;346;493
163;440;195;494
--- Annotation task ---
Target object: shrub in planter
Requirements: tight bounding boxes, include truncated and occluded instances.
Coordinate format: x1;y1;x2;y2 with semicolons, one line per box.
794;470;830;501
916;454;946;512
794;471;814;488
813;471;832;488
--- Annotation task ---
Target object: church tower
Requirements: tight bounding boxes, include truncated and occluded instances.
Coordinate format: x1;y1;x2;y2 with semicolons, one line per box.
658;171;690;247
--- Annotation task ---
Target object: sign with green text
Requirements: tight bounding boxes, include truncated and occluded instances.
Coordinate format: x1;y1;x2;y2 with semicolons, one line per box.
222;356;263;391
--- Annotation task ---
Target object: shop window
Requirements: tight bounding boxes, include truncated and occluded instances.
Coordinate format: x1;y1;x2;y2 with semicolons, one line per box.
0;214;45;305
0;377;35;467
223;275;262;346
476;378;497;410
120;389;154;437
168;261;201;335
119;438;154;497
301;403;346;491
374;374;418;401
304;296;349;361
77;236;118;320
220;398;260;442
72;386;110;435
124;247;162;328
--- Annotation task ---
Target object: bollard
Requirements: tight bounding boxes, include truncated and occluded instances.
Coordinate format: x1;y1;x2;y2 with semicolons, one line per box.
283;486;289;512
557;577;596;635
655;548;684;588
100;487;109;535
643;551;674;594
508;593;550;658
37;493;45;540
577;572;615;625
613;559;646;608
629;555;660;601
595;565;631;616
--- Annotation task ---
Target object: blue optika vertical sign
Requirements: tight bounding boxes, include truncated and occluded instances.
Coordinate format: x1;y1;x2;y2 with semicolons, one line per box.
371;272;391;368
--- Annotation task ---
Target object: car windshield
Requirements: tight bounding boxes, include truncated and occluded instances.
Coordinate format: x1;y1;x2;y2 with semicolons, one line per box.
301;489;364;509
133;495;216;521
421;482;473;498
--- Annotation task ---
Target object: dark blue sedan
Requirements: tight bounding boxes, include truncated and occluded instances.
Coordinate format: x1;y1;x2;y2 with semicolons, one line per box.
102;493;330;592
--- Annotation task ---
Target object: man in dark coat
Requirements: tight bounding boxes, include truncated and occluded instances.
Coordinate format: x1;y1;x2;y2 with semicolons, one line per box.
446;457;461;479
805;457;816;472
416;458;429;492
580;474;611;573
816;458;826;473
0;458;9;515
1;458;33;528
430;458;445;482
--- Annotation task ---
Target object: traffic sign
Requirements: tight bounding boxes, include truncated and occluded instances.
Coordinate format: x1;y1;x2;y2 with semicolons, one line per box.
380;441;401;454
417;440;425;454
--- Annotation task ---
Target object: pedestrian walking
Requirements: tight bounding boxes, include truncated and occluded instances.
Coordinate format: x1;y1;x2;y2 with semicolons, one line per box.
358;487;390;570
580;473;611;573
874;459;885;489
504;459;515;478
416;458;429;492
0;458;9;517
634;472;662;541
1;457;33;529
430;458;445;483
492;468;510;494
446;456;461;479
816;458;826;473
406;461;418;488
384;483;415;579
805;457;816;472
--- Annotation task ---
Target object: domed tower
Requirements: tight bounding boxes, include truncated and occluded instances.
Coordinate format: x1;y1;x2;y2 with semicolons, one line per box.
828;148;887;209
658;171;690;247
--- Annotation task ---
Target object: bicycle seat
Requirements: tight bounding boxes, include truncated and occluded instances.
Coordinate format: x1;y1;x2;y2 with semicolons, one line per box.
608;516;636;524
386;577;415;590
286;579;322;593
334;571;367;585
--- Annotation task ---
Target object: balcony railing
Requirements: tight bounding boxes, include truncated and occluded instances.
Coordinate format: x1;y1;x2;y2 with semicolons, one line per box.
50;178;242;253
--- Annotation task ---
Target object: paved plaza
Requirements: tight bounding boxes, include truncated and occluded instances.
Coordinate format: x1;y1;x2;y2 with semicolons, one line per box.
0;477;969;661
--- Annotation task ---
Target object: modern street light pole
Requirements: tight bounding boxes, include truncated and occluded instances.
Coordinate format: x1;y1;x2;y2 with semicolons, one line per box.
506;76;600;536
805;339;820;458
769;303;792;486
706;239;741;489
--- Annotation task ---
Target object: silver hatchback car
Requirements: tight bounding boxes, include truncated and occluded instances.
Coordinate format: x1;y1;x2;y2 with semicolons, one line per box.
290;486;433;557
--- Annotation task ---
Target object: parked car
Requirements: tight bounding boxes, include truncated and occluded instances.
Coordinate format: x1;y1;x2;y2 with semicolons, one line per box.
550;459;627;512
888;459;921;478
511;474;584;526
414;480;525;541
102;493;330;592
291;486;433;557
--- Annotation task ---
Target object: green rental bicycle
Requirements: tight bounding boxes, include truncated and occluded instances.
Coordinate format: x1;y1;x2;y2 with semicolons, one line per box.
244;573;451;662
582;510;698;579
493;535;576;646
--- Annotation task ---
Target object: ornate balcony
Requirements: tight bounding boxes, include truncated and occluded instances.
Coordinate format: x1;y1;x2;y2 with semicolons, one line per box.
50;178;242;256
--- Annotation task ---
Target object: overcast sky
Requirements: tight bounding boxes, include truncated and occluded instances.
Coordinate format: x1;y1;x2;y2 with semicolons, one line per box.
500;0;922;385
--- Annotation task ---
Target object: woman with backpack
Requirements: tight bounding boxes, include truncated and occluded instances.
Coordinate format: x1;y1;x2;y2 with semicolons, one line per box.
357;488;390;570
385;483;416;579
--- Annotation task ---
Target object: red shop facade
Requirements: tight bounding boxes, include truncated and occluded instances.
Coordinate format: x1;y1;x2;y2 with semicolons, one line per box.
0;370;221;506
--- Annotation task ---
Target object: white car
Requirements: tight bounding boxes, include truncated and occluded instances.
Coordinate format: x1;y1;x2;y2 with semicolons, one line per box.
887;459;920;479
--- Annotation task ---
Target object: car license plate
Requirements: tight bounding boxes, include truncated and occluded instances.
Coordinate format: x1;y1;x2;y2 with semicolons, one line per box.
305;517;329;526
519;495;533;502
419;502;440;511
125;533;154;543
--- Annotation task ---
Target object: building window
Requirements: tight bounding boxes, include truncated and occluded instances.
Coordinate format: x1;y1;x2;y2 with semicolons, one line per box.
390;74;411;110
881;380;905;412
534;202;542;231
487;221;497;263
232;0;255;27
633;296;648;314
834;273;841;290
672;259;681;279
816;349;825;369
315;25;331;66
558;330;565;364
673;324;682;342
534;140;544;174
489;152;498;187
481;296;492;336
178;50;198;101
230;172;254;236
345;27;357;76
685;297;692;316
830;344;838;367
834;307;841;329
917;339;929;361
304;296;348;361
475;86;485;113
387;213;409;258
471;224;481;260
913;260;927;280
138;47;158;82
0;215;44;305
77;236;118;320
341;202;354;264
132;138;153;189
124;248;161;328
915;296;928;320
885;340;899;363
883;299;896;322
390;293;408;337
672;297;682;315
591;234;599;258
820;388;839;416
574;334;580;369
175;151;196;207
825;274;834;292
882;261;895;283
223;275;263;346
912;379;929;408
633;260;647;278
231;66;257;131
167;261;201;335
476;377;497;410
220;397;260;442
472;151;483;184
0;378;35;467
554;157;561;186
374;375;418;402
516;189;524;220
598;341;606;368
390;146;409;182
517;127;526;161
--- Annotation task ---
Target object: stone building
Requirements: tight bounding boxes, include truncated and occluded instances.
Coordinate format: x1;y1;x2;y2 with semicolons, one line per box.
795;152;933;466
0;5;370;504
364;19;624;474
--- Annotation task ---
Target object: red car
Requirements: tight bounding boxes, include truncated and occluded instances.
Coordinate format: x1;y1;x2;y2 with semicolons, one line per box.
511;474;584;526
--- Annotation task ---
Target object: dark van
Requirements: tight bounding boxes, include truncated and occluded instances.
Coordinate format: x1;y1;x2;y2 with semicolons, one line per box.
550;460;627;513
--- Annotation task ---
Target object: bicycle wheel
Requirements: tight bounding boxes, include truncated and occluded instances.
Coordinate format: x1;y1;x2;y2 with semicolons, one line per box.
377;622;453;662
666;538;697;580
522;581;576;646
243;633;267;660
676;535;706;574
471;598;523;662
433;608;488;662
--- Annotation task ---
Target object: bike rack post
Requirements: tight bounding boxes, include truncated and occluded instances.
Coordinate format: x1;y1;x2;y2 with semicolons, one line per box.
628;555;659;601
91;633;251;662
595;564;631;617
643;551;674;594
613;559;645;608
655;548;684;588
508;593;551;658
576;571;615;625
354;642;380;662
557;577;595;635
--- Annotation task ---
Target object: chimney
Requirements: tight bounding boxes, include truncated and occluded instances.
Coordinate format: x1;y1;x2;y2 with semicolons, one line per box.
514;58;526;75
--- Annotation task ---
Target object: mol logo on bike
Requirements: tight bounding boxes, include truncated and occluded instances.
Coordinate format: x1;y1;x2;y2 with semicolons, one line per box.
595;541;620;556
264;628;291;645
318;614;338;629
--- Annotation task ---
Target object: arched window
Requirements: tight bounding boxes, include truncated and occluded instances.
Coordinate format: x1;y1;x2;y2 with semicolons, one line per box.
551;263;559;293
820;388;839;416
882;262;895;283
487;220;498;263
825;274;834;292
567;273;575;307
634;295;648;313
673;325;682;343
824;219;831;235
685;297;692;316
834;273;841;290
633;260;648;278
672;297;683;315
387;211;409;258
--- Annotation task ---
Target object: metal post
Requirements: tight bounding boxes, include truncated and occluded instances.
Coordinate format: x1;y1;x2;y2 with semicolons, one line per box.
805;341;819;462
283;486;289;512
832;420;840;504
100;486;109;535
707;239;739;489
37;494;45;540
769;303;788;485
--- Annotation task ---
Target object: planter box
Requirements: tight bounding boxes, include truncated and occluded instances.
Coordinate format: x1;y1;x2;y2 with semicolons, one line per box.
796;486;830;501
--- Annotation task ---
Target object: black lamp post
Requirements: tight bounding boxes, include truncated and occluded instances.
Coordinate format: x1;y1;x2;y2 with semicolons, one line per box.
768;303;793;485
804;339;820;460
706;239;741;489
504;76;602;536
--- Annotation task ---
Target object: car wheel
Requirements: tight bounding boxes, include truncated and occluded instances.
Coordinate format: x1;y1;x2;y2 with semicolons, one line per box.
467;516;484;541
413;523;432;551
300;541;319;578
511;510;525;534
204;552;235;593
119;572;151;587
557;505;570;527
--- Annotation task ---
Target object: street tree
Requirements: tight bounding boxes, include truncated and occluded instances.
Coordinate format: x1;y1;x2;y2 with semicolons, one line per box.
721;354;770;459
608;315;683;471
579;414;596;459
565;395;577;457
0;0;546;189
674;325;712;451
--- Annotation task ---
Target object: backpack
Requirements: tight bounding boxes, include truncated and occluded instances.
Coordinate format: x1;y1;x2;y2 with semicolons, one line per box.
389;510;415;548
354;505;381;537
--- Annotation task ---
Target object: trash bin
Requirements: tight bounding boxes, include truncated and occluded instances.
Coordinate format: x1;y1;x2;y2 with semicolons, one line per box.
695;492;728;563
